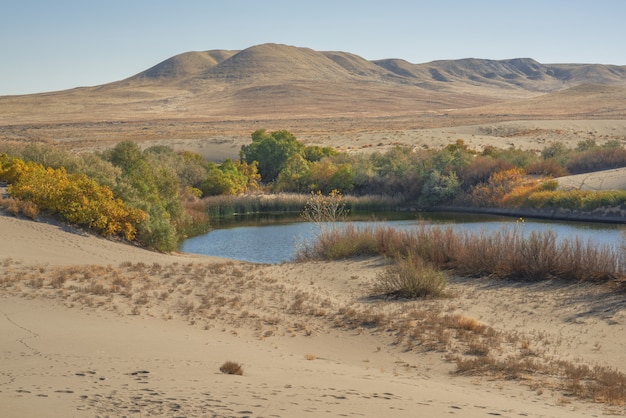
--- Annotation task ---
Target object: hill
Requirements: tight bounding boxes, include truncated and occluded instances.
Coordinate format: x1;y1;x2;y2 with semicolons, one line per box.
1;43;625;127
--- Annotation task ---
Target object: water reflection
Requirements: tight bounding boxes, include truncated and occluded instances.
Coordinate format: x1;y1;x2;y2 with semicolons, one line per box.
179;212;624;264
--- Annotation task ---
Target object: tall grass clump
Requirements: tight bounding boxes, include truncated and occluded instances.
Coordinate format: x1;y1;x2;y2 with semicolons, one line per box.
302;190;349;224
295;223;380;260
297;223;626;283
203;193;310;217
203;192;400;219
373;253;447;298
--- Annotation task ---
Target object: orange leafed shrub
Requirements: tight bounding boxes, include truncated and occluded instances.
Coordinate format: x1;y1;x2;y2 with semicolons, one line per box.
469;168;528;207
500;179;555;207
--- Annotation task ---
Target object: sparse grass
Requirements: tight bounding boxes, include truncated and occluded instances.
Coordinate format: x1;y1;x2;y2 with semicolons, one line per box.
2;257;626;408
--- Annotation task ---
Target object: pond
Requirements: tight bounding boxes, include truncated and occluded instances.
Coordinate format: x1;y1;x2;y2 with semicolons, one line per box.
179;212;625;264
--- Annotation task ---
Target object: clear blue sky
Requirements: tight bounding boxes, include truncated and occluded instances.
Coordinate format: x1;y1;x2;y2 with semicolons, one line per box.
2;0;624;95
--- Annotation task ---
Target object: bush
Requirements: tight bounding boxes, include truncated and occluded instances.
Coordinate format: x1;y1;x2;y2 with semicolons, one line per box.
19;200;39;219
4;157;145;239
219;361;243;375
567;147;626;174
0;196;21;216
525;189;626;211
419;170;460;206
458;157;514;190
301;190;349;224
295;223;379;260
373;253;447;298
468;168;528;207
526;159;568;177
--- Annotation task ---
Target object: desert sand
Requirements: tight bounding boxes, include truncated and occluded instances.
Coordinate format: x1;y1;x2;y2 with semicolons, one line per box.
1;202;626;417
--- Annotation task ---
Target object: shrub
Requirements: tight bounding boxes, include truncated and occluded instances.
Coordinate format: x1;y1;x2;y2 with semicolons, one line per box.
373;253;447;299
526;159;568;177
501;179;554;207
219;361;243;375
525;190;626;211
0;196;21;216
19;200;39;220
419;170;460;206
5;158;145;239
468;168;528;207
299;224;625;283
301;189;349;224
457;157;514;190
295;223;379;260
567;147;626;174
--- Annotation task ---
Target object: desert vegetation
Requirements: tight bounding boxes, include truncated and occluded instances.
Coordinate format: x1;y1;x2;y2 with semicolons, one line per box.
219;361;244;376
1;130;626;252
296;223;625;284
1;257;625;407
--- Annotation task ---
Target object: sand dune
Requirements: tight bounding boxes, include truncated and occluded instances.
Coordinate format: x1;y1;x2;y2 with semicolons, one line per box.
1;208;626;417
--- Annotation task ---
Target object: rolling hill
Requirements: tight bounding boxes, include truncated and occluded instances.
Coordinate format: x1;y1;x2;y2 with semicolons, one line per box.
0;43;625;126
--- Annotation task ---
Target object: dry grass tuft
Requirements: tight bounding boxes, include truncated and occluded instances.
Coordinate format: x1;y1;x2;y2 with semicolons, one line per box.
219;361;243;375
372;254;447;299
0;195;39;219
454;315;483;332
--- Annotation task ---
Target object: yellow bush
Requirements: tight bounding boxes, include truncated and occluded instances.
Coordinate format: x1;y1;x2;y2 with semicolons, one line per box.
5;156;146;240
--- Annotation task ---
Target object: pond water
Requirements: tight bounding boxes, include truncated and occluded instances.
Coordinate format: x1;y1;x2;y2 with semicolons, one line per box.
179;212;625;264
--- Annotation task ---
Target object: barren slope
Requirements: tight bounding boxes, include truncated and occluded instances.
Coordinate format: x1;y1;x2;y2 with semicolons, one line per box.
2;43;625;127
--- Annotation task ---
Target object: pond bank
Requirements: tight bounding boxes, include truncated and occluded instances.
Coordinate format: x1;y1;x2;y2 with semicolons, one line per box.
430;205;626;225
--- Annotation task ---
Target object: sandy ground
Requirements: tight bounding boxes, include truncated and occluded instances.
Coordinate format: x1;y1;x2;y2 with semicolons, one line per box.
1;207;626;417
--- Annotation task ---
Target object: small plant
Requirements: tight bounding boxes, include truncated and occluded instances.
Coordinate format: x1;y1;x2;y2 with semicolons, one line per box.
455;315;482;332
373;253;447;299
301;189;349;225
219;361;243;375
19;200;39;219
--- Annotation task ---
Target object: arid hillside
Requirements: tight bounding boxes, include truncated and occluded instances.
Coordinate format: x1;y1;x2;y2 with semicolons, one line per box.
1;43;625;124
1;43;625;155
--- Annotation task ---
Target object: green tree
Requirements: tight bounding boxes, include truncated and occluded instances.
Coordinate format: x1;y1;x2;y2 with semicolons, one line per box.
304;145;338;162
419;170;460;206
275;154;311;192
239;129;305;183
108;141;143;173
200;160;249;196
